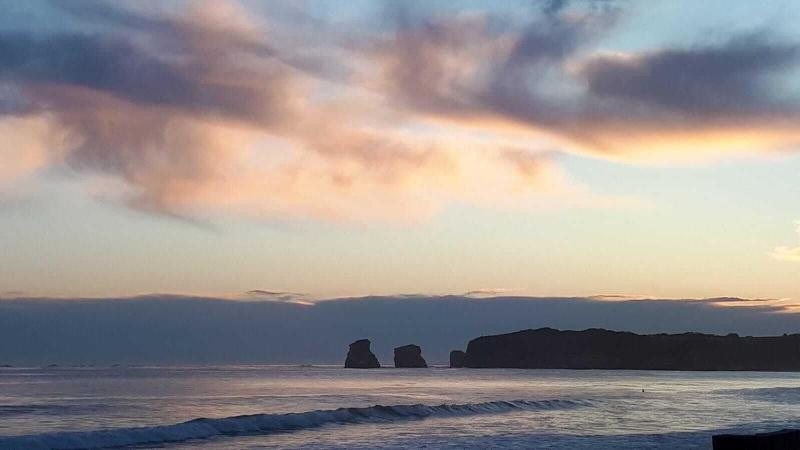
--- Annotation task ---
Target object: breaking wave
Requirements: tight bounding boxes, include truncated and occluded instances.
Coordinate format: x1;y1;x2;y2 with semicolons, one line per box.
0;399;590;449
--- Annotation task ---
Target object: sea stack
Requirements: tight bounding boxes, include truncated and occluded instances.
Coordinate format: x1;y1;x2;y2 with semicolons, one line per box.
394;344;428;368
449;350;466;368
344;339;380;368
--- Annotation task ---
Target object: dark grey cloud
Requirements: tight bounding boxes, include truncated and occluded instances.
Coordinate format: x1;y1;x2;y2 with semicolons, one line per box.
374;4;800;156
539;0;620;20
378;1;621;127
582;34;800;117
51;0;342;83
51;0;180;35
508;22;582;65
1;294;798;365
0;31;291;123
483;16;614;127
0;2;304;217
0;33;186;105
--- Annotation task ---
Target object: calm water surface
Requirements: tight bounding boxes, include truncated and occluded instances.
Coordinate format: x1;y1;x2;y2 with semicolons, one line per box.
1;366;799;449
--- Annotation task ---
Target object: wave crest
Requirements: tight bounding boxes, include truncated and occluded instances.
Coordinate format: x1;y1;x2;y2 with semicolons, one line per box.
0;399;589;449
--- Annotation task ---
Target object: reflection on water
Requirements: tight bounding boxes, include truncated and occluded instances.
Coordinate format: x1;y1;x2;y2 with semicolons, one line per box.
1;366;799;449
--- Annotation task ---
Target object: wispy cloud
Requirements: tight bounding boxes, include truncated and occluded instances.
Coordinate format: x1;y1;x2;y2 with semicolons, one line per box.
770;221;800;262
772;246;800;262
242;290;314;305
463;288;525;298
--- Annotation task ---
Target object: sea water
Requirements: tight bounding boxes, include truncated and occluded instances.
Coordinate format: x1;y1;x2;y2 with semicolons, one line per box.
1;365;799;449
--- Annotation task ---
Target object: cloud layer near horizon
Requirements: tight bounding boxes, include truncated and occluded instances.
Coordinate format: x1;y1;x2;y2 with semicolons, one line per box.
2;1;799;222
1;294;799;365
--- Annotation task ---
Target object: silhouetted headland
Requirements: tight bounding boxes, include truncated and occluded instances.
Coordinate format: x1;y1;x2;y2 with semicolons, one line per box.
344;339;380;368
459;328;800;371
394;344;428;368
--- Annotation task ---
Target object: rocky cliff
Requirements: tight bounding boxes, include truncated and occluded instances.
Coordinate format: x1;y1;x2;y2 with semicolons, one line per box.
394;344;427;368
449;350;466;368
463;328;800;371
344;339;380;368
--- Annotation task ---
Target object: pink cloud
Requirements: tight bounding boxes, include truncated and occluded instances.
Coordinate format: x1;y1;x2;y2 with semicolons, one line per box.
8;1;796;223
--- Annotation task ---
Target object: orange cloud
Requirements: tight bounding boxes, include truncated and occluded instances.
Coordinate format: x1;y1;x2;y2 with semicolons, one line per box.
0;1;641;223
564;120;800;164
0;115;73;186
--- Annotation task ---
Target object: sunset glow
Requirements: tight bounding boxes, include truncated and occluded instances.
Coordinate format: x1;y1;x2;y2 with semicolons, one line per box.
1;0;799;300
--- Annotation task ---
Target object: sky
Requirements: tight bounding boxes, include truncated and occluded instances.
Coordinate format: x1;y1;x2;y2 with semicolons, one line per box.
1;0;800;301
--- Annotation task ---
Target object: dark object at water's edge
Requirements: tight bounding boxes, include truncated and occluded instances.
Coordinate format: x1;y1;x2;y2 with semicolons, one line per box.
449;350;466;368
394;344;428;368
345;339;380;368
461;328;800;371
713;429;800;449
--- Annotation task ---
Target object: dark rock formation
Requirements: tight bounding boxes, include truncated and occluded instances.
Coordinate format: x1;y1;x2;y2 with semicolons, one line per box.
463;328;800;371
344;339;380;368
713;429;800;449
449;350;466;368
394;344;427;368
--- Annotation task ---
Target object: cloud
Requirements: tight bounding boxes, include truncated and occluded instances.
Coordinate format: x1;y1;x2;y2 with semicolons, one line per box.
372;6;800;163
581;35;799;115
771;221;800;262
2;1;799;223
772;246;800;262
242;290;313;305
0;32;235;113
570;34;800;161
0;290;26;297
542;0;570;18
1;294;798;365
373;4;617;123
0;1;621;224
0;115;73;185
463;288;524;298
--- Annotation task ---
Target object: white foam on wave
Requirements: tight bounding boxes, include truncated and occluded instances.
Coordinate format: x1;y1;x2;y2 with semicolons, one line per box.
0;399;589;450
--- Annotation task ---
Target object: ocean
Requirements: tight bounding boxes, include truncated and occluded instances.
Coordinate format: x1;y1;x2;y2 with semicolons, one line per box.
1;365;799;449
